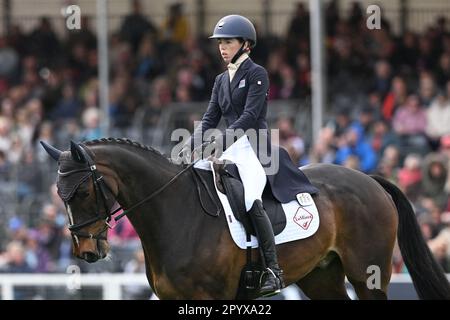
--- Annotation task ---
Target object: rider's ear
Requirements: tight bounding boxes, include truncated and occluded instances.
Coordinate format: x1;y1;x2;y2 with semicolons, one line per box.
70;140;87;163
244;41;251;52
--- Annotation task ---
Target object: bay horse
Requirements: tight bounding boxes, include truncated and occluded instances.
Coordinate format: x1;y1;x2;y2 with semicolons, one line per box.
41;138;450;300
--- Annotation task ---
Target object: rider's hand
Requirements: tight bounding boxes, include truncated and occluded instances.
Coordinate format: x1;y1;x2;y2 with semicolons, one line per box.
203;137;224;160
177;145;192;164
212;139;224;158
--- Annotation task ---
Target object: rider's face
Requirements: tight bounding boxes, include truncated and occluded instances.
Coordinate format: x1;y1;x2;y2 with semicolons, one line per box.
218;38;245;64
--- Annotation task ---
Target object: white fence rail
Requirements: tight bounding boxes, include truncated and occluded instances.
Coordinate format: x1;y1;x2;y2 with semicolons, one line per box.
0;273;149;300
1;273;449;300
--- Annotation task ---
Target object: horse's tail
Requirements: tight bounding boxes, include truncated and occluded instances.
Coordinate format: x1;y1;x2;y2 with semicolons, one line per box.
370;175;450;299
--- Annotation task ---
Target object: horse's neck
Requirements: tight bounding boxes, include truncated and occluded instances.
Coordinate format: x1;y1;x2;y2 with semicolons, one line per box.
100;144;198;261
98;145;177;208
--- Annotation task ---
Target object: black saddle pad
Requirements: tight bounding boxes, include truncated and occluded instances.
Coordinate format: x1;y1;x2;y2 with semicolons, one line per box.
193;166;286;236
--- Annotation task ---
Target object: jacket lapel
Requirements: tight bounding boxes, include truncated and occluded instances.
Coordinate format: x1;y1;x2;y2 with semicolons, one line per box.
230;58;252;93
223;71;231;102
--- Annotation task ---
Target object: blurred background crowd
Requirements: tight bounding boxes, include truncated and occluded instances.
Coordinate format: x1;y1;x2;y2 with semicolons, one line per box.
0;0;449;298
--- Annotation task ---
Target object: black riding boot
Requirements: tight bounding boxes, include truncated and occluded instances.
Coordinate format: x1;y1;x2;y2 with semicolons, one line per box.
248;199;285;297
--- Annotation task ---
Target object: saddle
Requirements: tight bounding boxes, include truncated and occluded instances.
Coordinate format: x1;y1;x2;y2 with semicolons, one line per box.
210;160;287;237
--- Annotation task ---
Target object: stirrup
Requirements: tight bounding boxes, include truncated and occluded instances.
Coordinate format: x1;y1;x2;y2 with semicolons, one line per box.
259;268;282;297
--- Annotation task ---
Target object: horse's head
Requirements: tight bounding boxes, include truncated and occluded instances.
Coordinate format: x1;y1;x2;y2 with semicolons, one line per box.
41;141;118;263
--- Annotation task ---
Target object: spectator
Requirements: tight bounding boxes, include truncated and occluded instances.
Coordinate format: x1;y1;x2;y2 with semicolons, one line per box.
0;36;19;81
392;94;429;156
352;106;376;143
308;127;336;165
435;53;450;88
142;76;172;127
50;82;82;121
426;89;450;149
0;241;33;273
66;16;97;51
326;106;353;142
325;0;340;37
382;76;408;121
160;2;190;46
120;0;157;54
24;229;52;273
38;204;64;263
418;72;437;107
376;145;401;182
396;31;419;72
348;2;364;29
27;17;61;66
421;153;449;210
334;127;377;173
79;107;102;141
370;60;392;98
135;34;161;81
397;153;423;201
286;2;309;42
343;154;360;171
370;119;399;157
275;117;305;165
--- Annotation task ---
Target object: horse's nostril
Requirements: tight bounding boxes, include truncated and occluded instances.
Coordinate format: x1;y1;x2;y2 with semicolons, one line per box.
82;252;98;263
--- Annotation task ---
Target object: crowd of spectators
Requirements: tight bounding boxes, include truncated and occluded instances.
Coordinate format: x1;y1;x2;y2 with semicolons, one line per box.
279;1;450;273
0;0;449;296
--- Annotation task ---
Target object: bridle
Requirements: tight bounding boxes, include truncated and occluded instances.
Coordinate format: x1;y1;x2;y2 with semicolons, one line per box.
61;143;210;241
60;145;119;241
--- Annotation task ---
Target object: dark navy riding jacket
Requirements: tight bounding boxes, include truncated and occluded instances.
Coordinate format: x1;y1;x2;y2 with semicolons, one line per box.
192;57;318;202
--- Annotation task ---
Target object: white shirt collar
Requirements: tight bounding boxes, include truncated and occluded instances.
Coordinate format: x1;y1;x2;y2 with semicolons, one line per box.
227;53;249;71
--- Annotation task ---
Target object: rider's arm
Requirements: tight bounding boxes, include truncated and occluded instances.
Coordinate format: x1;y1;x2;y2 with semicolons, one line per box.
228;66;269;132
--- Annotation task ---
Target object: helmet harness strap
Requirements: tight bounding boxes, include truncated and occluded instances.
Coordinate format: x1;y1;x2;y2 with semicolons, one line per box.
231;41;247;64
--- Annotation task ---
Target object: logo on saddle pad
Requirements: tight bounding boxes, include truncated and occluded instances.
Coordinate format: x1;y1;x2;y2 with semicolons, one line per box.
296;193;313;206
293;207;313;230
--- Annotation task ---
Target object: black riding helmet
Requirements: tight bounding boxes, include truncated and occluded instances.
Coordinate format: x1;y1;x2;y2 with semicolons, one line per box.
210;15;257;63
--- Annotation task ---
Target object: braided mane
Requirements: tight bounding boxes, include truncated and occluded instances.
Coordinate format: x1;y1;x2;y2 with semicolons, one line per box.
84;138;167;159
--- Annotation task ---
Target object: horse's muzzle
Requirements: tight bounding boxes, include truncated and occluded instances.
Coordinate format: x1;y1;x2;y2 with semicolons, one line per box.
81;251;100;263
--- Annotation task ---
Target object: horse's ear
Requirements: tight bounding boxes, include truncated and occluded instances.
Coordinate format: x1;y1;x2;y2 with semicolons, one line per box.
40;141;62;161
70;140;86;163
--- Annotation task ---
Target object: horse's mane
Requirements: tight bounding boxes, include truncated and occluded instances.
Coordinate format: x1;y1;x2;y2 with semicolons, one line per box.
83;138;174;164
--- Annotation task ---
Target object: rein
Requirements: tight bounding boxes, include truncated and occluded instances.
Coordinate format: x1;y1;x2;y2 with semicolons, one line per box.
113;161;198;221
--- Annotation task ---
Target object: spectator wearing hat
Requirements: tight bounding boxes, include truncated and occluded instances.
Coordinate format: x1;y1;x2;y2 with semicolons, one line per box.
421;153;449;210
